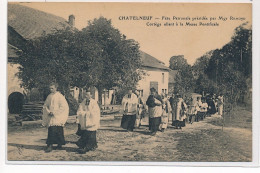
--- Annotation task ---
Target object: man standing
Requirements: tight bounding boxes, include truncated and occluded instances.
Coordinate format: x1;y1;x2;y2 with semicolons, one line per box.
76;91;101;154
121;89;138;132
42;82;69;153
146;88;163;135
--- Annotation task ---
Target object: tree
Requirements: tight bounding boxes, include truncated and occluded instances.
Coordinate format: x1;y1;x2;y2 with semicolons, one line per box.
17;28;78;94
169;55;188;70
193;22;252;104
80;17;142;103
169;55;195;95
17;28;83;114
17;17;143;109
192;50;213;80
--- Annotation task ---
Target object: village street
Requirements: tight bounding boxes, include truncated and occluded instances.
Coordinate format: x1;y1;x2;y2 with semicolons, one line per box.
7;107;252;162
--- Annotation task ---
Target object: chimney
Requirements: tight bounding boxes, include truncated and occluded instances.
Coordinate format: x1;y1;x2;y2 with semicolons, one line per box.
68;15;75;27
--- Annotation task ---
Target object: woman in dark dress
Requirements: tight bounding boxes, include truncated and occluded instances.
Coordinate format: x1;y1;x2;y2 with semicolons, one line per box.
207;95;216;116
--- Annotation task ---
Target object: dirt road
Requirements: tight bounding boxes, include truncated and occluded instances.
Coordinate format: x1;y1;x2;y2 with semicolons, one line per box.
7;112;252;162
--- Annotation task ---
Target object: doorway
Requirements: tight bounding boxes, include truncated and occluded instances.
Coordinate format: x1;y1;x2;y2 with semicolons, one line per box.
8;92;24;114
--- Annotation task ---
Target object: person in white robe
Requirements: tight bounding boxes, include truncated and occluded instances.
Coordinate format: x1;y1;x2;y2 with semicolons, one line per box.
217;95;224;116
159;93;172;132
120;89;138;131
135;91;144;128
195;97;202;122
200;97;208;119
172;95;187;129
76;91;100;154
187;98;197;124
42;82;69;153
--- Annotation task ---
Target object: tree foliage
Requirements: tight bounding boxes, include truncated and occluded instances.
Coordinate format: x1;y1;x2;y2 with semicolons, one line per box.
17;17;142;106
169;55;195;95
193;23;252;104
169;23;252;105
169;55;188;70
80;17;142;91
192;50;213;79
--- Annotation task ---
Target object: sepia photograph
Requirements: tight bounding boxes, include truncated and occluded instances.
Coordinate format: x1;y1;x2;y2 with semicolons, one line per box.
5;1;256;165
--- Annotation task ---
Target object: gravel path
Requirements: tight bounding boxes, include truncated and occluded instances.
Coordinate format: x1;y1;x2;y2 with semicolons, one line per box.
7;113;252;162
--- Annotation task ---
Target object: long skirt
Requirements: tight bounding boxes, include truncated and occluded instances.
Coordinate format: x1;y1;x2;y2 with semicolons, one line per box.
195;113;199;122
149;117;152;130
150;117;161;132
208;102;216;115
121;114;136;131
46;126;65;145
172;120;185;128
76;130;97;150
182;119;186;127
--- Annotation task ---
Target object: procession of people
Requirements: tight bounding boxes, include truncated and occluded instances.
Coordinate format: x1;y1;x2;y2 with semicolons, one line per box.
41;82;224;154
119;88;224;134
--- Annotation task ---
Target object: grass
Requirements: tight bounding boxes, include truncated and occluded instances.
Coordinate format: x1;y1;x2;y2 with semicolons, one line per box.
174;105;252;162
209;105;252;130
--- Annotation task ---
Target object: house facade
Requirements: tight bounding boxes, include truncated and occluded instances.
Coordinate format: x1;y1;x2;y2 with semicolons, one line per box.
136;51;170;102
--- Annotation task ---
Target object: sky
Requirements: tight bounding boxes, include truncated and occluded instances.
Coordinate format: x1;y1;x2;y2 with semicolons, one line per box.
14;2;251;65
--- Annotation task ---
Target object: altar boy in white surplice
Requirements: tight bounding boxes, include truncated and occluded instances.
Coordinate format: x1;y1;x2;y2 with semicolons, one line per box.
76;91;100;154
42;82;69;153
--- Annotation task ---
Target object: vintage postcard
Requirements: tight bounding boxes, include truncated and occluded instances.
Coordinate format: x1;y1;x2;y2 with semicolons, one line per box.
5;0;258;166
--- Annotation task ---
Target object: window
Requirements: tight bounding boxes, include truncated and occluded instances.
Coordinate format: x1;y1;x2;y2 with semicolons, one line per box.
137;90;143;97
162;73;165;84
161;89;167;94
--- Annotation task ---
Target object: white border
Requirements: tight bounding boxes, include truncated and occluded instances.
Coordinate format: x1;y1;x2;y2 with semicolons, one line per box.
1;0;259;170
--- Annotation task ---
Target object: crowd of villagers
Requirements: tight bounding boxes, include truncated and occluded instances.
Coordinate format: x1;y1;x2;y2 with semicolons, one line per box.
41;82;224;154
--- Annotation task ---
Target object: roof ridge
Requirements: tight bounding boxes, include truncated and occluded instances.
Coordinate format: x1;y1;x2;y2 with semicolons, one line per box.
139;50;165;65
139;50;169;70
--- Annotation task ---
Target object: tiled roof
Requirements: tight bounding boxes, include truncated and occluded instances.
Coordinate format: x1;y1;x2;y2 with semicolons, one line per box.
140;50;169;70
169;70;178;83
8;4;71;40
